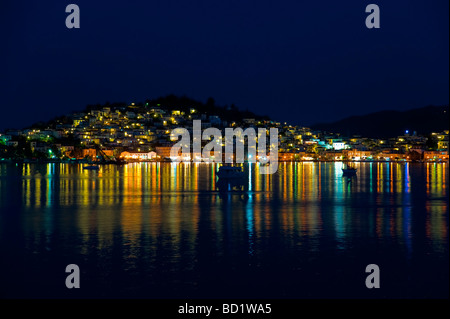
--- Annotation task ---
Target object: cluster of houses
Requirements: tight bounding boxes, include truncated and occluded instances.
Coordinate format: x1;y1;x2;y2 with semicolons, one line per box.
0;102;448;162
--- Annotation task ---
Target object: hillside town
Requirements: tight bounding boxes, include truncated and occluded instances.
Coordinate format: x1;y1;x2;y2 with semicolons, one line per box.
0;101;448;163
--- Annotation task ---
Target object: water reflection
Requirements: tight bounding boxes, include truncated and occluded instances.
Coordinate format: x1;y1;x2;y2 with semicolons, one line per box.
0;162;448;298
1;162;448;244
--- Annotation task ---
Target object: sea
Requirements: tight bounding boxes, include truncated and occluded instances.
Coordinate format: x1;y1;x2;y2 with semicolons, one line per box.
0;161;448;299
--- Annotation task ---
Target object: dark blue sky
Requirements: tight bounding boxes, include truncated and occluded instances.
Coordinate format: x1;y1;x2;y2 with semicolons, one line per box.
1;0;448;130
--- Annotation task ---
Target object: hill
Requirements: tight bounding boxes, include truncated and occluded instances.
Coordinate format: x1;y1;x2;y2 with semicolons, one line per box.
27;95;271;130
310;105;449;138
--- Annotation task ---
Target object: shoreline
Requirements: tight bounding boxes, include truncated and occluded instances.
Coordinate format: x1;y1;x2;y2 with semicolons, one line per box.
0;159;448;164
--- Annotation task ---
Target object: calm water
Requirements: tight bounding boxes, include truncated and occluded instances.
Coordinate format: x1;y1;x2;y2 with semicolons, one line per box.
0;162;448;299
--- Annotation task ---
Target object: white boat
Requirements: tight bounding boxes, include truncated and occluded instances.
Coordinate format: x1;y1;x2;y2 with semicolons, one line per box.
217;166;245;179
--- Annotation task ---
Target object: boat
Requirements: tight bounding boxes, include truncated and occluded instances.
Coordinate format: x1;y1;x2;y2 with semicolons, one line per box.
342;163;357;176
92;143;126;165
216;166;245;179
83;165;100;170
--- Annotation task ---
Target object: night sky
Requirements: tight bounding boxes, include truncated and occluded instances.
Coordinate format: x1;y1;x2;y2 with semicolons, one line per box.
1;0;448;130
